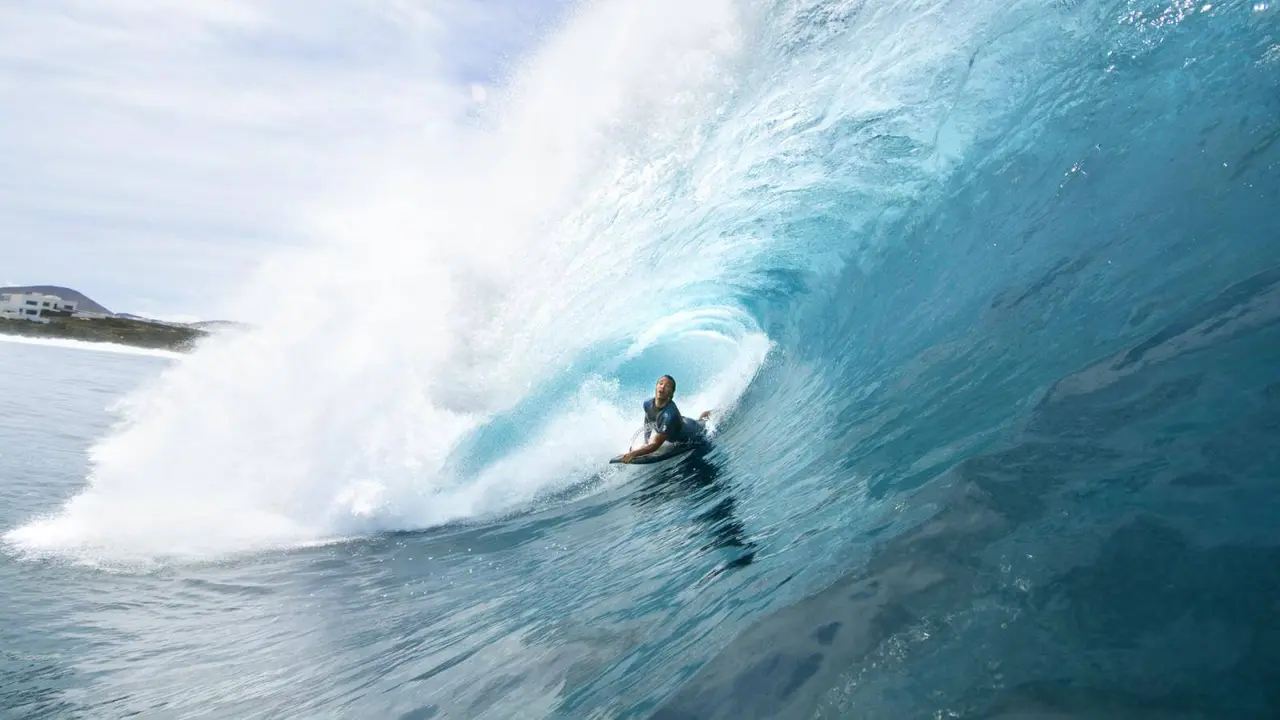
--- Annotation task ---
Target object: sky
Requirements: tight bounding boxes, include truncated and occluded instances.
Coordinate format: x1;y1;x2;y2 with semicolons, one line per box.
0;0;570;321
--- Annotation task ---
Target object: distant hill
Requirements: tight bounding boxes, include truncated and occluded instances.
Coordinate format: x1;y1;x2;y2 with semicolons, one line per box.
0;285;112;314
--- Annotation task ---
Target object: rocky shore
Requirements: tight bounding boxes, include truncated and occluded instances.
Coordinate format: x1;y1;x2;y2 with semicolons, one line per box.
0;316;208;352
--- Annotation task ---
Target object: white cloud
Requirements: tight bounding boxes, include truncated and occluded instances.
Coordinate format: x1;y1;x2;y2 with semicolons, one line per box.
0;0;568;318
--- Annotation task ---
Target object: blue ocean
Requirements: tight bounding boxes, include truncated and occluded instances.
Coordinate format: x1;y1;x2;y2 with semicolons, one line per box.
3;0;1279;717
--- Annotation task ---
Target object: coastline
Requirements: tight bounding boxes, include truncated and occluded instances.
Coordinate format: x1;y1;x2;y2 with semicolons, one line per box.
0;317;207;353
0;333;188;359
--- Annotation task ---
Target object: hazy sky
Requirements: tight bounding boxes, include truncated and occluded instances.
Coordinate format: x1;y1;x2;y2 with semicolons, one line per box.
1;0;569;321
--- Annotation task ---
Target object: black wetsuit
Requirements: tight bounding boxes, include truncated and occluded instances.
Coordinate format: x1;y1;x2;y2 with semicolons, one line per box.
643;398;706;443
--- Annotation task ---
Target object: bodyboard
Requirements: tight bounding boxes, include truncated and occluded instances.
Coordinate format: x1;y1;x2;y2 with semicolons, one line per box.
609;441;698;465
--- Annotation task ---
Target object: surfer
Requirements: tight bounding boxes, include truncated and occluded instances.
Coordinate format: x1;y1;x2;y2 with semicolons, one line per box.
618;375;713;464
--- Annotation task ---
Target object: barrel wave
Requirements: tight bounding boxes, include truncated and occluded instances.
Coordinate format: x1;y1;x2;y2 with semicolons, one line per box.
5;0;1279;717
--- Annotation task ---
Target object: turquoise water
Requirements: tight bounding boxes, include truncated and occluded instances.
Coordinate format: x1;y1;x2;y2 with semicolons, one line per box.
5;0;1280;716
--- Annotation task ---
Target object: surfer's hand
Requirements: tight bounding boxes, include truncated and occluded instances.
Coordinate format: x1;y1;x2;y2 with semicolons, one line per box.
699;410;712;421
619;453;634;464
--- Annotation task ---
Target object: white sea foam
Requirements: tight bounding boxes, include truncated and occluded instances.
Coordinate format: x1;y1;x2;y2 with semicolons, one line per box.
0;333;186;360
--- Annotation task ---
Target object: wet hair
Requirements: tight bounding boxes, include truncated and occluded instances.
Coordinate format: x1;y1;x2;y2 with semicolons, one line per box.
659;374;677;392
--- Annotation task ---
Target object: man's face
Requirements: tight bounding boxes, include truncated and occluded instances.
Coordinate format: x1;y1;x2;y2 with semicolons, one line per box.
655;377;675;405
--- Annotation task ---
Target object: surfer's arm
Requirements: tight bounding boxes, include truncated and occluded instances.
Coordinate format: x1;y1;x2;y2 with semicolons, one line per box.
620;433;667;463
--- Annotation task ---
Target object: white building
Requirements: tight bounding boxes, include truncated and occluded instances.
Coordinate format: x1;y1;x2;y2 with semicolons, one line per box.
0;292;78;323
